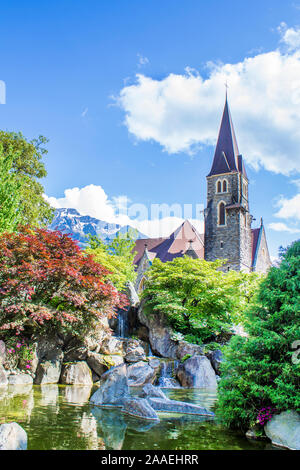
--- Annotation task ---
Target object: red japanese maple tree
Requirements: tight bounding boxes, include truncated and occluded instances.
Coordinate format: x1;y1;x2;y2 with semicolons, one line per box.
0;226;128;338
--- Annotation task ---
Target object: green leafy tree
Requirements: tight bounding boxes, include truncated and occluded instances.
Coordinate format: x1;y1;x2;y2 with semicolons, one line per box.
0;131;54;226
86;229;138;290
142;256;261;343
0;144;24;232
217;240;300;430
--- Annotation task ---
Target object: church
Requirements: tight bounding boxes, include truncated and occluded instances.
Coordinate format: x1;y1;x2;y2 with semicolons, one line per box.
133;97;272;292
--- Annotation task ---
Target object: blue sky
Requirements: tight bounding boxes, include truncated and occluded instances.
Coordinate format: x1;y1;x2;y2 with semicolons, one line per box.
1;0;300;258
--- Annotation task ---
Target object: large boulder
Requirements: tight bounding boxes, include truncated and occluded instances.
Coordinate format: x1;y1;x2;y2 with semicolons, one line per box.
0;364;8;387
206;349;223;375
90;364;129;407
141;383;168;400
83;316;112;353
122;397;159;421
138;302;178;358
34;356;63;385
140;383;214;417
7;373;33;385
35;335;64;362
60;361;93;385
148;358;160;369
176;355;217;389
176;341;203;361
125;339;146;363
99;336;124;356
63;337;88;362
127;361;157;386
147;397;214;417
34;336;64;384
87;352;124;377
87;352;109;377
264;411;300;450
0;423;27;450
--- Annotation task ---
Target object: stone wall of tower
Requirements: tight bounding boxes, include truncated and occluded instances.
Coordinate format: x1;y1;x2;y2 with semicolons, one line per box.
239;210;253;272
204;172;252;272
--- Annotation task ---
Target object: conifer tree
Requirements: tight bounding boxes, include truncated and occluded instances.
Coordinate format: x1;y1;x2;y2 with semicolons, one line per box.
217;240;300;430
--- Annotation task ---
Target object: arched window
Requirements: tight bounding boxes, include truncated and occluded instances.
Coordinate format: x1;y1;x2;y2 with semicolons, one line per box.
218;202;226;226
217;181;222;193
222;180;227;192
138;277;146;293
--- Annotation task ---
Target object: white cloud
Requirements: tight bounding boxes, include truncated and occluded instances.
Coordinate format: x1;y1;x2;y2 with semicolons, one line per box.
44;185;125;224
274;193;300;221
278;22;300;51
268;222;300;233
117;25;300;175
137;53;149;68
81;107;88;117
44;184;204;238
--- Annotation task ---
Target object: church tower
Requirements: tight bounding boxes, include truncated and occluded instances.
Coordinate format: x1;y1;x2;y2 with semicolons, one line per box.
204;97;253;272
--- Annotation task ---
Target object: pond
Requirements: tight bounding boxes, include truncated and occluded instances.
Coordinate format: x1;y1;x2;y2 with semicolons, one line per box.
0;384;270;450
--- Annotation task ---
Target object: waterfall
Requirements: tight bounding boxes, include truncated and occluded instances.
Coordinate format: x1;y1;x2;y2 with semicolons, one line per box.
157;360;181;388
116;309;129;338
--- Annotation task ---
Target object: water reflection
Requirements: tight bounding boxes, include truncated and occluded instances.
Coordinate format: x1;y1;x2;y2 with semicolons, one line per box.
64;385;92;404
40;384;59;407
0;385;269;450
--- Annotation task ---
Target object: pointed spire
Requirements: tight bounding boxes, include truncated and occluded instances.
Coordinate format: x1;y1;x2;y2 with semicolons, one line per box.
208;96;241;177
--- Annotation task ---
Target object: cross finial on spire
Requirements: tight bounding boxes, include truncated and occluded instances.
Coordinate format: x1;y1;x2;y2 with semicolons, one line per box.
224;80;229;99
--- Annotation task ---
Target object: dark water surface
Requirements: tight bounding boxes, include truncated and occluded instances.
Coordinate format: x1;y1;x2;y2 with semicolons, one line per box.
0;384;268;450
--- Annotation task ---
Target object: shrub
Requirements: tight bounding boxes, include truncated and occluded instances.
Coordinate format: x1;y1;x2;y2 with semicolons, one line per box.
0;227;127;339
217;240;300;430
5;337;35;372
142;256;261;343
86;231;137;290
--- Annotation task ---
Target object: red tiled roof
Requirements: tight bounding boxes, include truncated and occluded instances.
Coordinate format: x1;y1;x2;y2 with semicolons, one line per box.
133;237;166;265
133;220;204;266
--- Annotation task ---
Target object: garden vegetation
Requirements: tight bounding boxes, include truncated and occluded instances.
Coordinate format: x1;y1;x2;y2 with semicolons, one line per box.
142;256;261;344
217;241;300;430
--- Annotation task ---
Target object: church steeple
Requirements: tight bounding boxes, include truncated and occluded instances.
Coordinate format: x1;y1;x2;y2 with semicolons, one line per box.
205;95;252;272
208;97;246;178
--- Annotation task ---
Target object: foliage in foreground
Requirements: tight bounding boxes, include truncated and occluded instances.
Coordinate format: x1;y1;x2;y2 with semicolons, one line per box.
217;240;300;430
142;256;261;343
0;227;127;340
0;144;23;233
86;230;137;290
0;130;54;227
